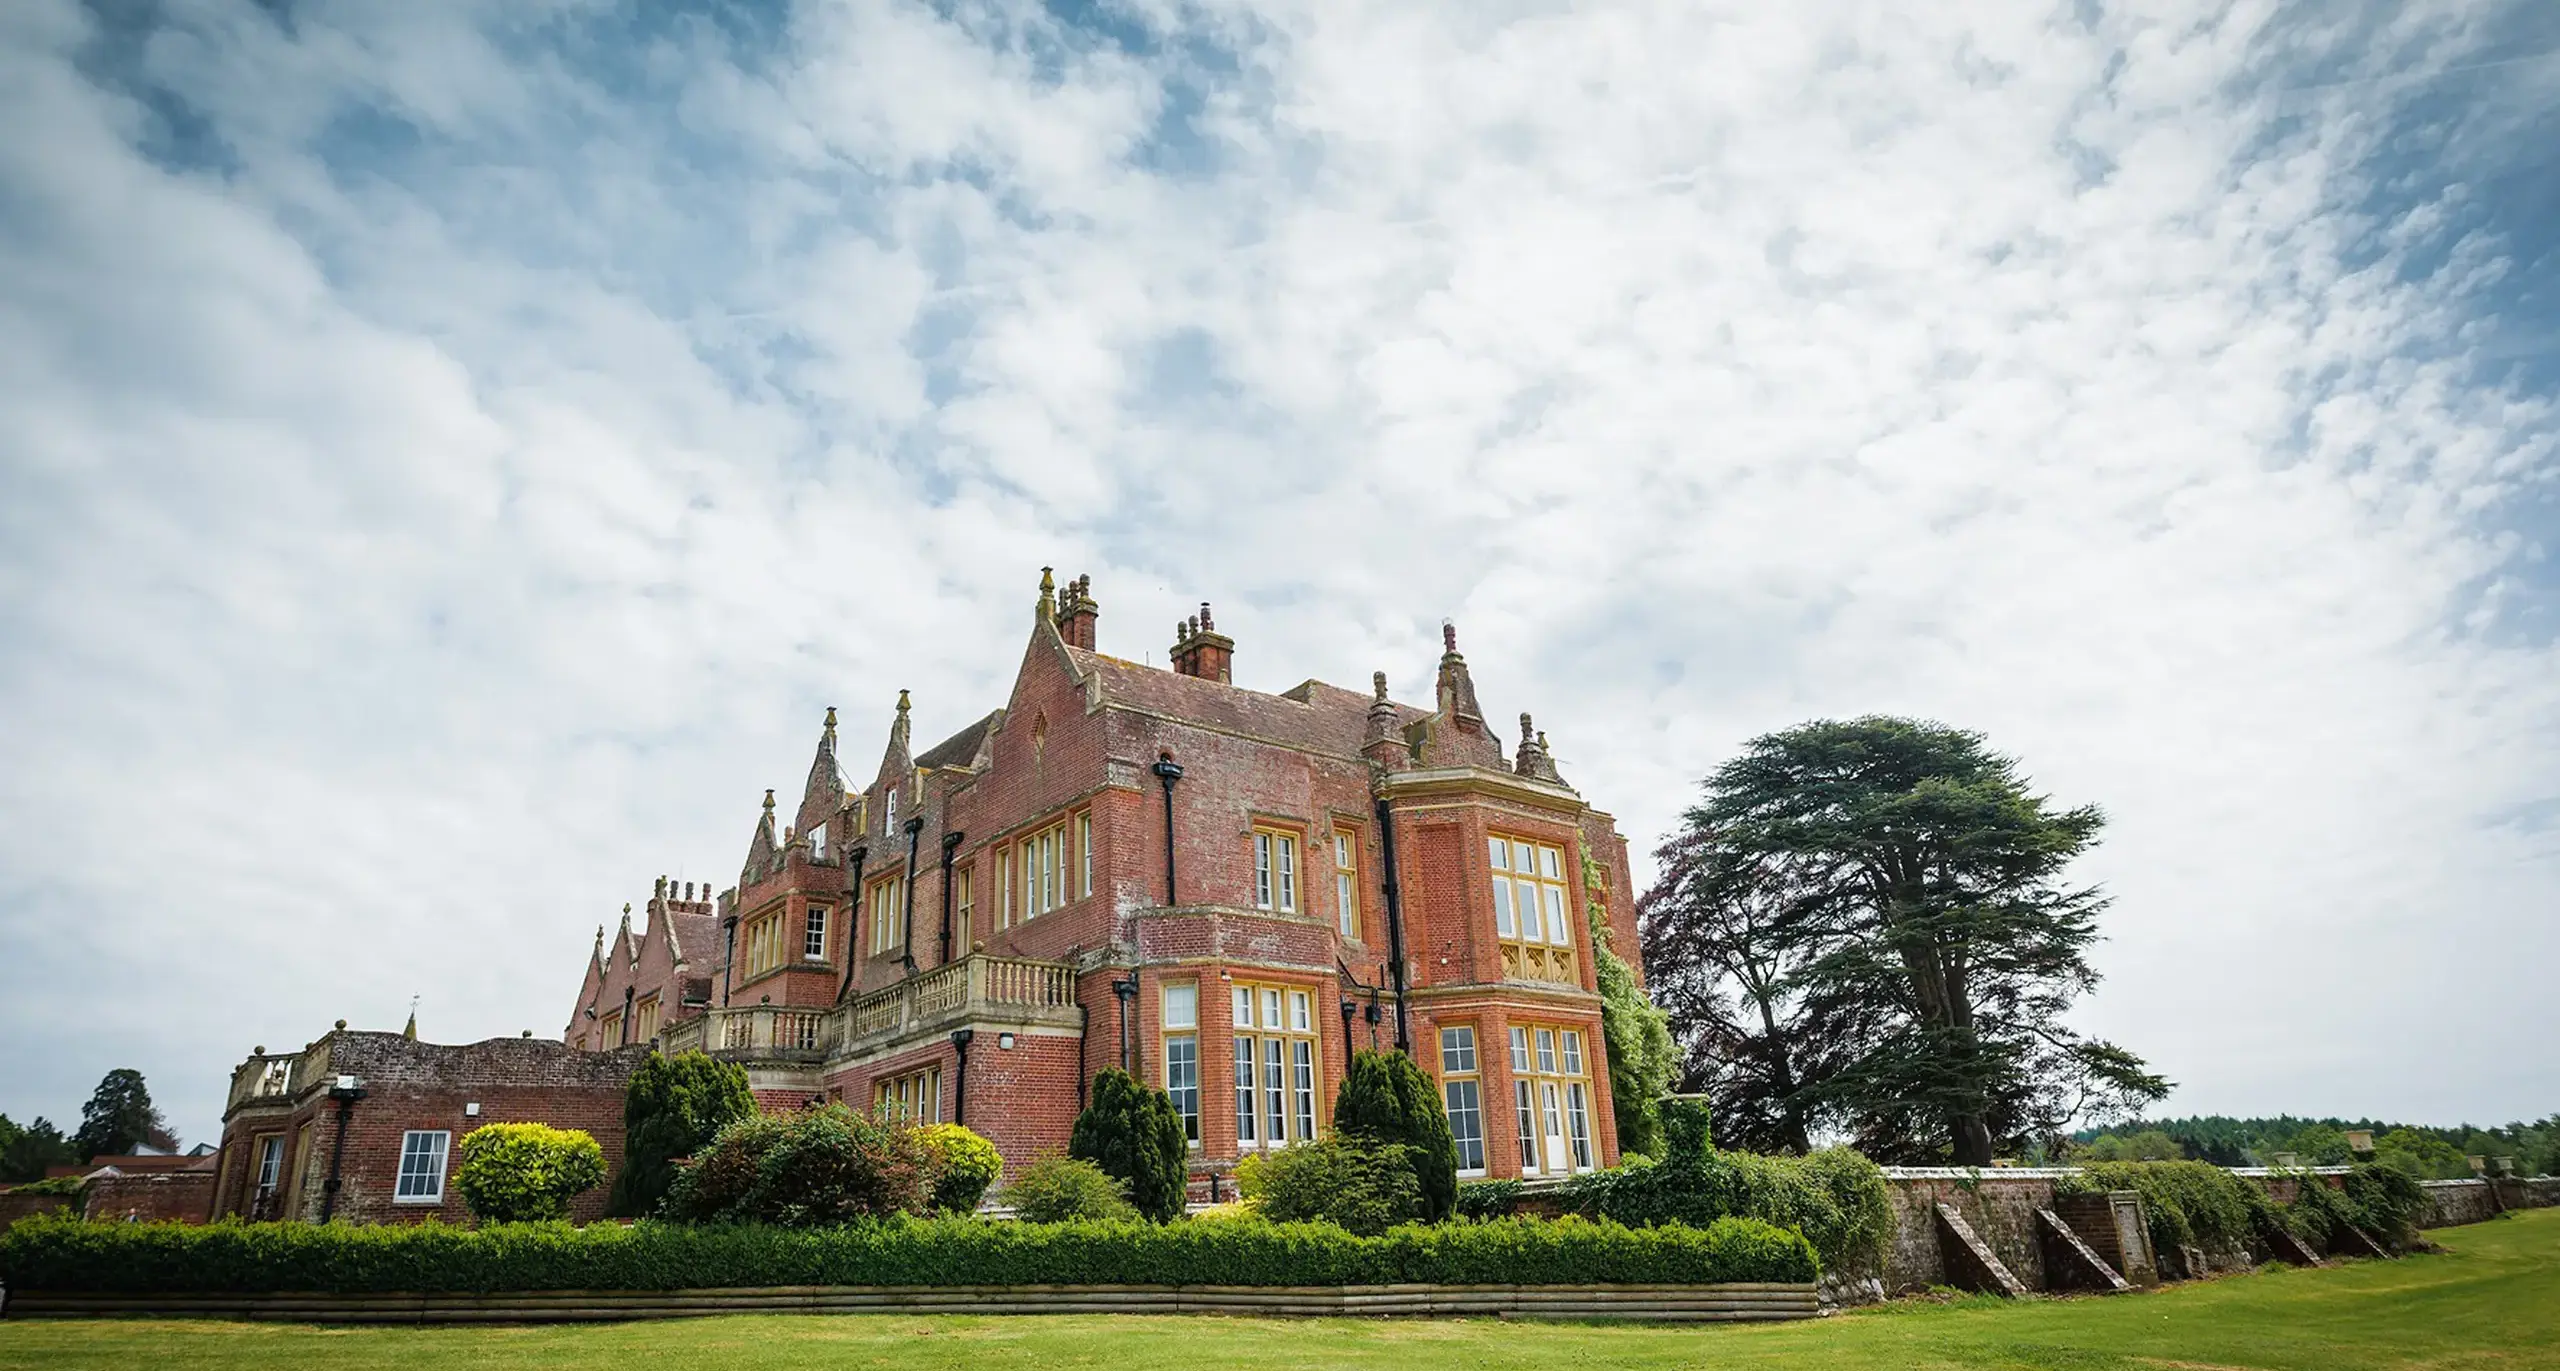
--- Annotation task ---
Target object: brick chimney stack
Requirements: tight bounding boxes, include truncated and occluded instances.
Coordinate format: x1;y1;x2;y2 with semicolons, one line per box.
1057;573;1100;650
1171;602;1234;683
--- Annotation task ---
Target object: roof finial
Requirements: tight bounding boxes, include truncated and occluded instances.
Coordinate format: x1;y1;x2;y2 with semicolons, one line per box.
824;705;837;733
655;875;667;898
1520;712;1535;742
1039;566;1057;618
763;789;776;815
1373;671;1389;702
1443;620;1458;654
896;688;911;715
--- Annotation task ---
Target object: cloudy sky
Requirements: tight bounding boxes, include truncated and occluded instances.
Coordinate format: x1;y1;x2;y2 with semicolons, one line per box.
2;0;2555;1145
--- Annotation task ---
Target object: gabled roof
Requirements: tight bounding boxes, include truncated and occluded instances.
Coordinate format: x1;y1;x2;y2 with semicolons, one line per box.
665;909;717;968
917;708;1005;771
1065;647;1431;761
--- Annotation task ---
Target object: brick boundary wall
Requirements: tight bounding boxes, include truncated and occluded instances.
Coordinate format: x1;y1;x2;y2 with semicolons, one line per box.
80;1171;215;1226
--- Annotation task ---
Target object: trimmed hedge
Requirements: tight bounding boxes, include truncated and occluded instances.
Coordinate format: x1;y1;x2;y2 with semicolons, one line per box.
0;1213;1816;1294
1552;1103;1889;1276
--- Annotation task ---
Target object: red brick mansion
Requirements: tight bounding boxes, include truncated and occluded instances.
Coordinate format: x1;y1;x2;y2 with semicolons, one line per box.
211;571;1647;1220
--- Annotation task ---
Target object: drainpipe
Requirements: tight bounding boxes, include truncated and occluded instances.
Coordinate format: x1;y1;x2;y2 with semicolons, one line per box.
720;915;738;1007
1113;975;1139;1075
950;1027;975;1126
938;830;965;966
836;845;869;1002
317;1076;367;1223
620;987;635;1046
1151;754;1184;906
1373;797;1411;1055
899;817;925;972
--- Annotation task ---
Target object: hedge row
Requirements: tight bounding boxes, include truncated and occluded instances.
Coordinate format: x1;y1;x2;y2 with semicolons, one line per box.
0;1213;1816;1294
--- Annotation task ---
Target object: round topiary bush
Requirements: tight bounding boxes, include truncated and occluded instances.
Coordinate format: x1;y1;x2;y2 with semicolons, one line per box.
452;1122;606;1224
1068;1068;1189;1223
917;1123;1003;1215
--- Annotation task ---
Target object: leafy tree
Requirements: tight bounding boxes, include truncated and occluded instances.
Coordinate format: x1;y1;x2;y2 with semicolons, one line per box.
452;1123;606;1223
1332;1049;1458;1221
1582;855;1674;1157
1069;1068;1188;1223
607;1051;756;1217
0;1115;78;1181
73;1070;170;1161
1640;834;1885;1155
1666;718;2167;1164
2077;1129;2185;1161
2372;1127;2473;1180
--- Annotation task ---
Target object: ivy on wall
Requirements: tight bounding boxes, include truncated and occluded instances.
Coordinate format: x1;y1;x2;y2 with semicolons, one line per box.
1585;854;1675;1158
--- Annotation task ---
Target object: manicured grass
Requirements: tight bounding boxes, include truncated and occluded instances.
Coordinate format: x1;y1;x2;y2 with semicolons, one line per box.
5;1208;2556;1370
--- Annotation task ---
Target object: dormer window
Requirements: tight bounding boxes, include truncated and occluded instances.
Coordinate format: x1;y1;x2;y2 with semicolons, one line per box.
883;786;898;833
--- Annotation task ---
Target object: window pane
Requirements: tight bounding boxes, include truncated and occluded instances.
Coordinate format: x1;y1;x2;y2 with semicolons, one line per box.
1561;1030;1584;1077
1544;886;1570;946
1291;1040;1315;1142
1567;1083;1592;1169
1516;878;1544;942
1234;1038;1257;1143
1290;991;1310;1033
1263;1038;1286;1145
1233;986;1253;1027
1491;879;1515;937
1509;1027;1530;1072
1263;989;1282;1029
1446;1080;1485;1172
1164;982;1198;1030
1537;1029;1557;1074
1488;837;1510;871
1277;837;1296;912
1542;1082;1564;1140
1254;834;1272;907
1515;841;1538;876
1078;814;1093;897
1168;1034;1199;1143
1540;845;1561;880
1338;872;1356;936
1516;1081;1538;1170
1441;1026;1476;1074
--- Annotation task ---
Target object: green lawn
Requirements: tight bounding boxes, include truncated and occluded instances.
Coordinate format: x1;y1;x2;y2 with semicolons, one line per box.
6;1208;2556;1370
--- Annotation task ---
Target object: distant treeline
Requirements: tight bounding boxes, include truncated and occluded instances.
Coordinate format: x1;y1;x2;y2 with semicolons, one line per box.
2070;1115;2560;1179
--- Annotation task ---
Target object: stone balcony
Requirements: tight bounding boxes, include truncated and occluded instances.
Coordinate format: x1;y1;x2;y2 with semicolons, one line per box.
662;953;1082;1067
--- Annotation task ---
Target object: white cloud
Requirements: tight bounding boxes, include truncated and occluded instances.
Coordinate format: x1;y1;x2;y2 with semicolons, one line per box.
1;0;2553;1139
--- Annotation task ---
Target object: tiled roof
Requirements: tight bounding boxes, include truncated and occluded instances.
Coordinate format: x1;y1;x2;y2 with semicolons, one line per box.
917;709;1005;771
1065;648;1431;760
666;910;718;967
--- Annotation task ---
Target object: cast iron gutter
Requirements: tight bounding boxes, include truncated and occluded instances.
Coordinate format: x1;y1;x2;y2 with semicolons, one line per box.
1374;796;1412;1054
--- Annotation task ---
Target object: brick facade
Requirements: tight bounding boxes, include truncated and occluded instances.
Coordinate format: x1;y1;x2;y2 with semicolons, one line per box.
214;571;1653;1223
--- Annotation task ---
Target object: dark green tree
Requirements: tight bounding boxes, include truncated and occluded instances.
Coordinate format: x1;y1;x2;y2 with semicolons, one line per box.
607;1050;756;1217
73;1069;169;1161
1675;717;2167;1164
0;1115;79;1181
1333;1049;1458;1221
1069;1068;1188;1223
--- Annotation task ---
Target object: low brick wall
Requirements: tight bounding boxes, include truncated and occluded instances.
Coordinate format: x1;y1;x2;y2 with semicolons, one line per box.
0;1193;74;1228
83;1171;215;1226
1877;1169;2069;1293
2418;1177;2560;1228
5;1282;1824;1324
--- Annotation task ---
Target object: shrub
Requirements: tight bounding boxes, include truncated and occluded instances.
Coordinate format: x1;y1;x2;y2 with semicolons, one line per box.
452;1123;605;1224
1455;1178;1525;1221
917;1124;1002;1215
1069;1069;1189;1223
1332;1050;1458;1222
1585;853;1675;1158
2058;1160;2277;1258
1003;1156;1137;1223
608;1051;754;1218
2340;1163;2425;1248
1244;1139;1424;1236
0;1211;1816;1293
663;1104;930;1226
1552;1098;1887;1276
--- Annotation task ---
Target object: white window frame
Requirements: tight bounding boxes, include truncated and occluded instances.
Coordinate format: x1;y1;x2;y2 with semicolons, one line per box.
1163;981;1200;1147
254;1135;285;1193
1441;1026;1486;1175
804;905;829;960
1077;812;1094;898
1333;829;1359;939
809;819;828;861
1232;982;1318;1147
1253;829;1299;913
395;1130;450;1204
